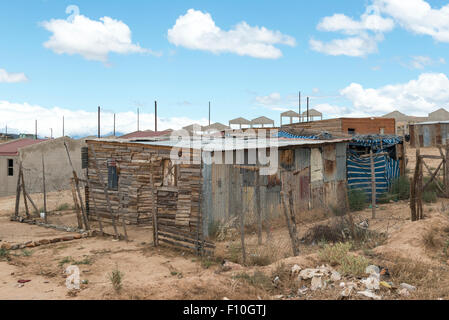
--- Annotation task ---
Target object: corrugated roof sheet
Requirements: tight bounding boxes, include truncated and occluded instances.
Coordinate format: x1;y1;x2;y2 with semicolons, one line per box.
0;139;46;156
119;130;172;139
88;136;350;152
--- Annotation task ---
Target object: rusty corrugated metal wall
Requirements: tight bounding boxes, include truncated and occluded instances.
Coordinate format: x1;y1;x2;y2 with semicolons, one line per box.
201;142;348;235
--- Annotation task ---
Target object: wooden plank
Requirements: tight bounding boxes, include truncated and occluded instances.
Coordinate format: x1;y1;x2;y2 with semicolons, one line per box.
255;172;262;245
21;167;30;218
71;178;83;229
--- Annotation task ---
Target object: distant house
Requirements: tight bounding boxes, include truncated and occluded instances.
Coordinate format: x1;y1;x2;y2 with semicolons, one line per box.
0;137;84;197
284;117;396;136
409;121;449;148
229;117;251;129
119;130;173;140
251;116;275;128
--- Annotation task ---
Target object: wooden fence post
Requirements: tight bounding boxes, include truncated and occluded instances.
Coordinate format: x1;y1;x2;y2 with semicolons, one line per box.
281;190;299;256
21;168;30;218
14;162;22;218
70;178;83;229
255;172;262;245
370;150;376;219
239;189;247;265
150;160;158;247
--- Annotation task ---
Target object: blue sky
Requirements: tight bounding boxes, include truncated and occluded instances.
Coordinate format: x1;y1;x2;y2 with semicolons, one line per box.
1;0;449;137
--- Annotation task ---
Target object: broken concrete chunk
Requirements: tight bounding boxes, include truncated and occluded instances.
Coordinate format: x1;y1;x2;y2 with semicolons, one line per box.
311;277;323;291
291;264;301;274
400;283;416;292
330;270;341;282
365;265;380;276
357;290;381;300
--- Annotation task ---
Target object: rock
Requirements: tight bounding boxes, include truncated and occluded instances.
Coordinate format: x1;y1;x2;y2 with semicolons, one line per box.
365;265;380;276
25;242;36;248
62;236;74;241
50;238;61;243
222;261;243;271
273;276;280;286
222;297;230;300
299;268;326;280
400;283;416;292
311;277;323;291
357;290;381;300
11;245;19;250
330;271;341;282
1;243;11;250
38;239;50;245
339;282;346;288
361;275;380;291
291;264;301;274
273;294;284;299
399;288;410;296
73;234;82;240
297;286;308;295
341;287;352;298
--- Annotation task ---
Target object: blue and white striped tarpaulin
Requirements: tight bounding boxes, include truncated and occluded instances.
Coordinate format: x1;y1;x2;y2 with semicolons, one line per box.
347;151;400;200
277;131;319;140
350;135;403;151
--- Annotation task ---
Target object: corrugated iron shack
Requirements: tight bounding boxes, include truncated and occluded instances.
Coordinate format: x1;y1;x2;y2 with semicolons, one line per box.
85;135;350;241
409;121;449;148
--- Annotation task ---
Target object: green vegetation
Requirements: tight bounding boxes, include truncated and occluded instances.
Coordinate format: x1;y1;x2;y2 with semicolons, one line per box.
348;189;368;212
109;267;124;292
56;203;70;211
319;242;370;277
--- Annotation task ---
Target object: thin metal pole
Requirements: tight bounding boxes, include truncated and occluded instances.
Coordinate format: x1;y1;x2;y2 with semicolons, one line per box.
307;97;310;122
299;91;301;123
62;116;65;137
113;113;116;137
209;101;211;126
137;108;140;131
50;128;53;139
155;101;157;132
97;106;100;138
35;120;37;139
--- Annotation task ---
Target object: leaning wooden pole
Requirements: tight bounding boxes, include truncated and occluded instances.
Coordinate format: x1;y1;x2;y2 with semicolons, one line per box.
14;162;22;218
281;190;299;256
63;142;89;230
21;168;30;218
41;154;47;223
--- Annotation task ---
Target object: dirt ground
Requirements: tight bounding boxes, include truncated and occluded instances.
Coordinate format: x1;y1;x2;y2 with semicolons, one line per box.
1;146;449;300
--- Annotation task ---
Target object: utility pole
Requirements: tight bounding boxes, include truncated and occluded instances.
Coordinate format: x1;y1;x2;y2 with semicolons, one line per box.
35;120;37;139
50;128;53;139
113;113;116;137
97;106;101;138
62;116;65;137
137;108;140;131
155;101;158;132
307;97;310;122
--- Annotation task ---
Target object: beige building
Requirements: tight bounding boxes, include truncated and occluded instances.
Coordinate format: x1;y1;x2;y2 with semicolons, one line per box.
382;108;449;136
0;137;84;197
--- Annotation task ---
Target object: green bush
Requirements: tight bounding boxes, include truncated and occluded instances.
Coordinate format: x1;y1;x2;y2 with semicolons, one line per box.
348;189;368;212
390;176;411;200
319;242;369;277
422;191;437;203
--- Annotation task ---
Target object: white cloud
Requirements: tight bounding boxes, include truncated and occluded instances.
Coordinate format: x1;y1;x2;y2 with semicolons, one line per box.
0;69;28;83
408;55;446;69
340;73;449;115
42;8;157;62
374;0;449;43
310;34;381;57
0;101;208;137
167;9;296;59
311;6;394;57
255;92;282;106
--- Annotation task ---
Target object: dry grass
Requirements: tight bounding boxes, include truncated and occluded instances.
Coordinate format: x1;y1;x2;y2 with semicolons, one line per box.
319;242;370;277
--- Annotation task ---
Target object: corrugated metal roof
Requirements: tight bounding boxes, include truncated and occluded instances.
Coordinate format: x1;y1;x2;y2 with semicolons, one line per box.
0;138;46;156
88;136;350;151
119;130;172;139
411;120;449;125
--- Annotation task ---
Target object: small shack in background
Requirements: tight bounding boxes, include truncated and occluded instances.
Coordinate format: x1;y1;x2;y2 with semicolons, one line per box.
409;121;449;148
284;117;396;136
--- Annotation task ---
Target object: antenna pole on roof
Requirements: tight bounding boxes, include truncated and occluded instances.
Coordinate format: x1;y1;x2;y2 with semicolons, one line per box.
97;106;101;138
113;113;116;137
137;108;140;131
155;101;158;132
307;97;310;123
62;116;65;137
209;101;211;126
50;128;53;139
35;120;37;139
299;91;301;123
